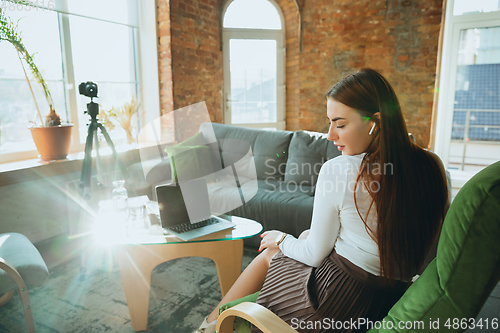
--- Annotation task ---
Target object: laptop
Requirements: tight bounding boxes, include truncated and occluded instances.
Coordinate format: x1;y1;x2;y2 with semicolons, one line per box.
156;178;235;241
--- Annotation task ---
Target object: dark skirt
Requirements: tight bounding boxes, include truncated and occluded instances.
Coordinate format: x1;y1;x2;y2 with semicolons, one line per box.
252;251;409;333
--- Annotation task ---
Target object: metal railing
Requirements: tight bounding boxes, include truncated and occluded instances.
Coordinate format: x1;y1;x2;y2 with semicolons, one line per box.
450;109;500;170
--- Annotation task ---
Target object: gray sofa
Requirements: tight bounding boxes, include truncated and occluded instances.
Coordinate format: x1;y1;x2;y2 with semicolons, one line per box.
141;123;342;248
138;123;451;249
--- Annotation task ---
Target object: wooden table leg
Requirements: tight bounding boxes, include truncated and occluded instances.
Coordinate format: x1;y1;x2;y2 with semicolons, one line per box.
118;239;244;332
118;246;157;332
206;239;243;297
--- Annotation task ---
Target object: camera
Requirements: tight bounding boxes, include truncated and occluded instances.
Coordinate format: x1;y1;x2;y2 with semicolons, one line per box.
79;81;98;98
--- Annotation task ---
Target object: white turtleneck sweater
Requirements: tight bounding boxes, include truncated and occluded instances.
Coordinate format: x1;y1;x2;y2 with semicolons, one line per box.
279;153;383;276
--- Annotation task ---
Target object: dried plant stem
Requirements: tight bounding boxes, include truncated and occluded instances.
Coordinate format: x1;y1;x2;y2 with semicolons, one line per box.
16;49;44;127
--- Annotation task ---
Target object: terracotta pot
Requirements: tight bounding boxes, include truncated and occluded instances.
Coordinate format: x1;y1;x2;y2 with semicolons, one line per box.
30;124;74;160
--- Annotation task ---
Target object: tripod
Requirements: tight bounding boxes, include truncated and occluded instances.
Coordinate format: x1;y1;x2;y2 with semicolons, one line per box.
80;98;127;200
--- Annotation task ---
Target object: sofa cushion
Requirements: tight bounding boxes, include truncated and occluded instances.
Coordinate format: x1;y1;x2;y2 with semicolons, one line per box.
202;123;293;181
284;131;341;186
229;180;315;248
143;159;172;185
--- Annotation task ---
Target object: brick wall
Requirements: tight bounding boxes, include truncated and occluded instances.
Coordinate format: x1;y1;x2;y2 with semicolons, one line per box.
297;0;443;146
157;0;443;147
157;0;175;141
276;0;301;131
158;0;223;141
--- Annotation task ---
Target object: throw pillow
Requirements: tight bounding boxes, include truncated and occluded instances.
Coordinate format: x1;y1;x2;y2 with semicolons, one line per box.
165;145;213;183
176;131;206;147
284;131;341;186
164;132;214;183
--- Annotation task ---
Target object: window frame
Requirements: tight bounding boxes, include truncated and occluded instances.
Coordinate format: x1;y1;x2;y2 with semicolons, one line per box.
434;2;500;169
0;0;160;164
222;0;286;130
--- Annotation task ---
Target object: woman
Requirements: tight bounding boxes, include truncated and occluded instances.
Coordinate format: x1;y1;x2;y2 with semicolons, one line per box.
197;68;449;333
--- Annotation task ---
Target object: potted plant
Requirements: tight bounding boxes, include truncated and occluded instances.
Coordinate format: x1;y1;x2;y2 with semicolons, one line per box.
0;4;73;160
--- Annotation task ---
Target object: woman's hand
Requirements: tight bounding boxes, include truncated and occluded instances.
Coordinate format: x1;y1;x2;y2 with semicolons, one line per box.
259;230;284;252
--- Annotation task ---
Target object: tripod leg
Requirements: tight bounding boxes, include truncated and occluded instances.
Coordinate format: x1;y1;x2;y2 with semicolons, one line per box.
94;129;104;186
79;123;96;278
98;123;129;181
80;123;95;200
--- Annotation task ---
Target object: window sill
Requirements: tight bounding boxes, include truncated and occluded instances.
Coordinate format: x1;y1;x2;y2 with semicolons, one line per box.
0;144;142;187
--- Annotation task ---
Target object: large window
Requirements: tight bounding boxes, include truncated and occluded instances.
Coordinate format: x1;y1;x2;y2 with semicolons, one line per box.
68;15;137;144
0;6;65;159
0;0;159;164
222;0;285;130
435;0;500;184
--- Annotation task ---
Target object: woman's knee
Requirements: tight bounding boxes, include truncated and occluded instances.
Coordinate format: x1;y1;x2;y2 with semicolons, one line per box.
258;247;280;265
299;229;310;240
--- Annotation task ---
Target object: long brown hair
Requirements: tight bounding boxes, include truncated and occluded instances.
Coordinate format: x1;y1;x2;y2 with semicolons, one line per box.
326;68;449;282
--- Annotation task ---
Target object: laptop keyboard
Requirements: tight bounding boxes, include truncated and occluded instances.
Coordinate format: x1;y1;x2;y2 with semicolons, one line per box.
169;217;222;234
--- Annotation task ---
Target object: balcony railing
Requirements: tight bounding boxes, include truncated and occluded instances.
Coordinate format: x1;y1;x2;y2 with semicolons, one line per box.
450;109;500;170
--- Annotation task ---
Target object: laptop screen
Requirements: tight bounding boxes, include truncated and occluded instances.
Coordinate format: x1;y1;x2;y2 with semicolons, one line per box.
156;178;211;228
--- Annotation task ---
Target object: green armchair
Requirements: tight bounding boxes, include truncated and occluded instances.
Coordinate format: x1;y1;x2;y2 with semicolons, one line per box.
216;160;500;332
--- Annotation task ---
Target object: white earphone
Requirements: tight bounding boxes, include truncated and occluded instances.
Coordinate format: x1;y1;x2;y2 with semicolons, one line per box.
369;122;376;135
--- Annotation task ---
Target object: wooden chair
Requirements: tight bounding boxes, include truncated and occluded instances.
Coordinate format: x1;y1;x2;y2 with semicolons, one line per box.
216;160;500;333
0;233;49;333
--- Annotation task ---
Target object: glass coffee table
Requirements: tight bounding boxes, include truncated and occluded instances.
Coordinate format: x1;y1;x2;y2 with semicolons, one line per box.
112;215;262;332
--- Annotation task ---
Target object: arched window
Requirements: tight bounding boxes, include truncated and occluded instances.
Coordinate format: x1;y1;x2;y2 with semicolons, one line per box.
222;0;286;130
